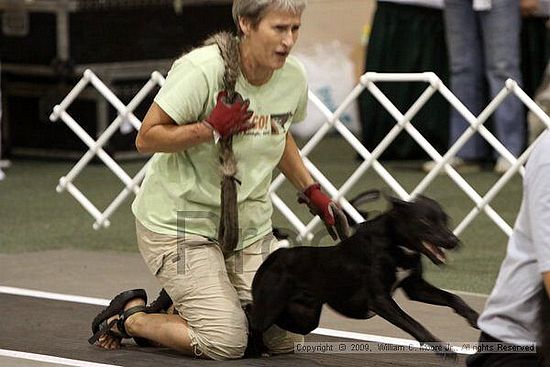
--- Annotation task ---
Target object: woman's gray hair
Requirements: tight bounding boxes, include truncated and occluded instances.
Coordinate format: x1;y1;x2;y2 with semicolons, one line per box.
232;0;307;36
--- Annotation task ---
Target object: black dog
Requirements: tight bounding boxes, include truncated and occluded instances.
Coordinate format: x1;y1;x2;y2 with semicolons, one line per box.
250;193;479;357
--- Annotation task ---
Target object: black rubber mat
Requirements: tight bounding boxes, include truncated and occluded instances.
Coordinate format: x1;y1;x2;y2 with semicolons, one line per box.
0;294;465;366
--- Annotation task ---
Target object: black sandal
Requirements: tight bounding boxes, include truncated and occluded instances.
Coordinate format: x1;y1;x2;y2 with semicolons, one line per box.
145;288;173;314
88;289;147;345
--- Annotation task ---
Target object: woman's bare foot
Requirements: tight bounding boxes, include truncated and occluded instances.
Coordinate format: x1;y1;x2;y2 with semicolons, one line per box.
97;297;146;350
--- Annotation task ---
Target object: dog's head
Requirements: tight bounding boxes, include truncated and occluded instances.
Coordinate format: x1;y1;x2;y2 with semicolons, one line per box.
388;195;459;265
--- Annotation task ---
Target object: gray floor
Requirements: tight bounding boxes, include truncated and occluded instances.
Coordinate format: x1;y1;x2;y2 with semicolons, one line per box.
0;249;487;366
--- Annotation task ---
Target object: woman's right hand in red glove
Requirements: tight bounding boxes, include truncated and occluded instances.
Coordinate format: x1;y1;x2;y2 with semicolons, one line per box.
203;91;254;138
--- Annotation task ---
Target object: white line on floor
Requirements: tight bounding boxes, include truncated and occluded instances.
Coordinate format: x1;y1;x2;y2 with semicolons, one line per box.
0;349;122;367
313;328;474;354
449;289;489;298
0;286;109;306
0;285;474;355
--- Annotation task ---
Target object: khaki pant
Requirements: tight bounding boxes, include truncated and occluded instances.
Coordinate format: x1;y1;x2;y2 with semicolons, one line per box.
136;220;304;360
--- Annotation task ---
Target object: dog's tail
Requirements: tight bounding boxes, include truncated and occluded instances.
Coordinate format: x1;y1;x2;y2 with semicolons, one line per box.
350;189;382;207
346;189;383;222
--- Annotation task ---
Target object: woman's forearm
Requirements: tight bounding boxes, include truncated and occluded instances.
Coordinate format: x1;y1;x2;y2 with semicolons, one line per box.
135;102;213;153
136;121;212;153
278;133;315;191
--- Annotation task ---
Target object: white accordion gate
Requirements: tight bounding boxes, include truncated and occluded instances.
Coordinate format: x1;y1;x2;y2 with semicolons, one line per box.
50;69;550;240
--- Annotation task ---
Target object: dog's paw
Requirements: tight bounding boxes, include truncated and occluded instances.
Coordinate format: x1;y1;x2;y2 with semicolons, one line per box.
466;311;480;329
456;308;479;329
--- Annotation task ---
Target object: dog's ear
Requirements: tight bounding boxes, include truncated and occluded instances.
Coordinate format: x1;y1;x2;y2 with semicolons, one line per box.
388;196;410;208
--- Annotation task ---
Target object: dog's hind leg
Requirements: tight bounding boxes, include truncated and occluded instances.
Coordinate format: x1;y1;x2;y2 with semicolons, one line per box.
251;273;294;333
400;276;479;328
370;296;457;359
275;299;322;335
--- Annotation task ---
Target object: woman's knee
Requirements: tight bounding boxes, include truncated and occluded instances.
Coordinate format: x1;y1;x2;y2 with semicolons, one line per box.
191;324;248;360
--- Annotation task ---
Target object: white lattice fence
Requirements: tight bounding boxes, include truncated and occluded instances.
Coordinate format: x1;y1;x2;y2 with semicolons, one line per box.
50;69;550;241
50;70;165;229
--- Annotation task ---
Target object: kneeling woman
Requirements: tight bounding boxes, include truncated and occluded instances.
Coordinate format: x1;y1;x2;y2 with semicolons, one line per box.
88;0;348;360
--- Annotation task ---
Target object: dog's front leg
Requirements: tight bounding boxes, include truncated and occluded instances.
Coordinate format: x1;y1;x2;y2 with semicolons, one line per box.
370;296;456;359
400;276;479;328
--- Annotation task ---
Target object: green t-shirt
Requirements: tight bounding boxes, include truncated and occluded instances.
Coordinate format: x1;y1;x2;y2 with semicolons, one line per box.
132;44;308;250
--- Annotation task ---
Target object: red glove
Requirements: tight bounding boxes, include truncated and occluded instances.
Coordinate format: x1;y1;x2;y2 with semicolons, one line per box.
298;183;351;241
204;91;254;138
